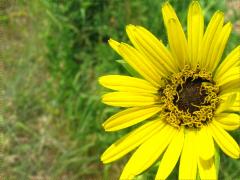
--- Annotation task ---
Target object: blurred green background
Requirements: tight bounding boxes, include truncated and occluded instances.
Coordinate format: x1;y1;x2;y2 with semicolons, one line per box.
2;0;239;179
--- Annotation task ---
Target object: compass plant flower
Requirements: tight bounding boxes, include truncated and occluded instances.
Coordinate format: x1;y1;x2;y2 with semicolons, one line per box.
99;1;240;179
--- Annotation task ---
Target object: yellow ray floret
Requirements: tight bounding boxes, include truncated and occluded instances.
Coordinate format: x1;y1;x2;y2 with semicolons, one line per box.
102;92;158;107
179;129;197;180
213;113;240;131
108;39;162;87
214;45;240;79
155;127;184;179
99;75;158;94
101;119;165;163
209;121;240;159
207;22;232;72
198;11;224;70
102;105;162;131
197;126;215;160
217;92;240;113
219;78;240;95
198;156;217;180
162;2;189;69
120;125;177;179
187;1;204;69
216;67;239;87
126;25;178;75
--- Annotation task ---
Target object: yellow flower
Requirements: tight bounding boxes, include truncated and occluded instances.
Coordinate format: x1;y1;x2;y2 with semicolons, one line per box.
99;1;240;180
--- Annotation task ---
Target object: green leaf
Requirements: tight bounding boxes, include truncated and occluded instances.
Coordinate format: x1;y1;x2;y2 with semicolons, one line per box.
116;60;141;78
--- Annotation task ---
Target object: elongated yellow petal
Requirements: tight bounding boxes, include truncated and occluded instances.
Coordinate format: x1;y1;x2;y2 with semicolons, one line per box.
126;25;178;76
162;2;189;68
214;46;240;80
216;93;240;113
155;127;184;180
213;113;240;131
187;1;204;69
198;157;217;180
219;78;240;95
198;11;224;69
120;125;177;179
102;92;158;107
108;38;121;54
208;22;232;72
213;119;239;131
99;75;158;94
103;106;162;131
119;42;165;87
179;129;197;180
109;39;162;87
216;67;240;87
197;126;215;160
209;121;240;159
101;119;165;163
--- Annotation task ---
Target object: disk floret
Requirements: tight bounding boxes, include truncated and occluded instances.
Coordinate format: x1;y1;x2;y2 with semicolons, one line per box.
161;66;220;129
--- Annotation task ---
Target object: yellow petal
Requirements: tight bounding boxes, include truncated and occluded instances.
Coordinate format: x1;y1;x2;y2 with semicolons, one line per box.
216;93;240;113
213;113;240;131
119;43;164;86
219;78;240;95
214;45;240;80
103;106;162;131
208;22;232;72
99;75;158;94
198;157;217;180
197;126;215;160
109;38;164;87
108;38;121;54
187;1;204;69
102;92;158;107
213;119;239;132
120;125;177;179
155;127;184;180
179;129;197;180
162;2;189;69
198;11;224;69
126;25;178;76
216;67;240;87
209;121;240;159
101;119;165;163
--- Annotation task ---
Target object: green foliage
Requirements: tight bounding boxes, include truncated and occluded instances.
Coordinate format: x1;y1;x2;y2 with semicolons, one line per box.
2;0;239;179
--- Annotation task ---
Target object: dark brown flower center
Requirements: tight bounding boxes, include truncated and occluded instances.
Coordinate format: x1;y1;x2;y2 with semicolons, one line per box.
160;66;220;129
173;78;209;113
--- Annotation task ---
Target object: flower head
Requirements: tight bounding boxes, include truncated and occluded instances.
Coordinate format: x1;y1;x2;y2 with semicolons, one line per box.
99;1;240;179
